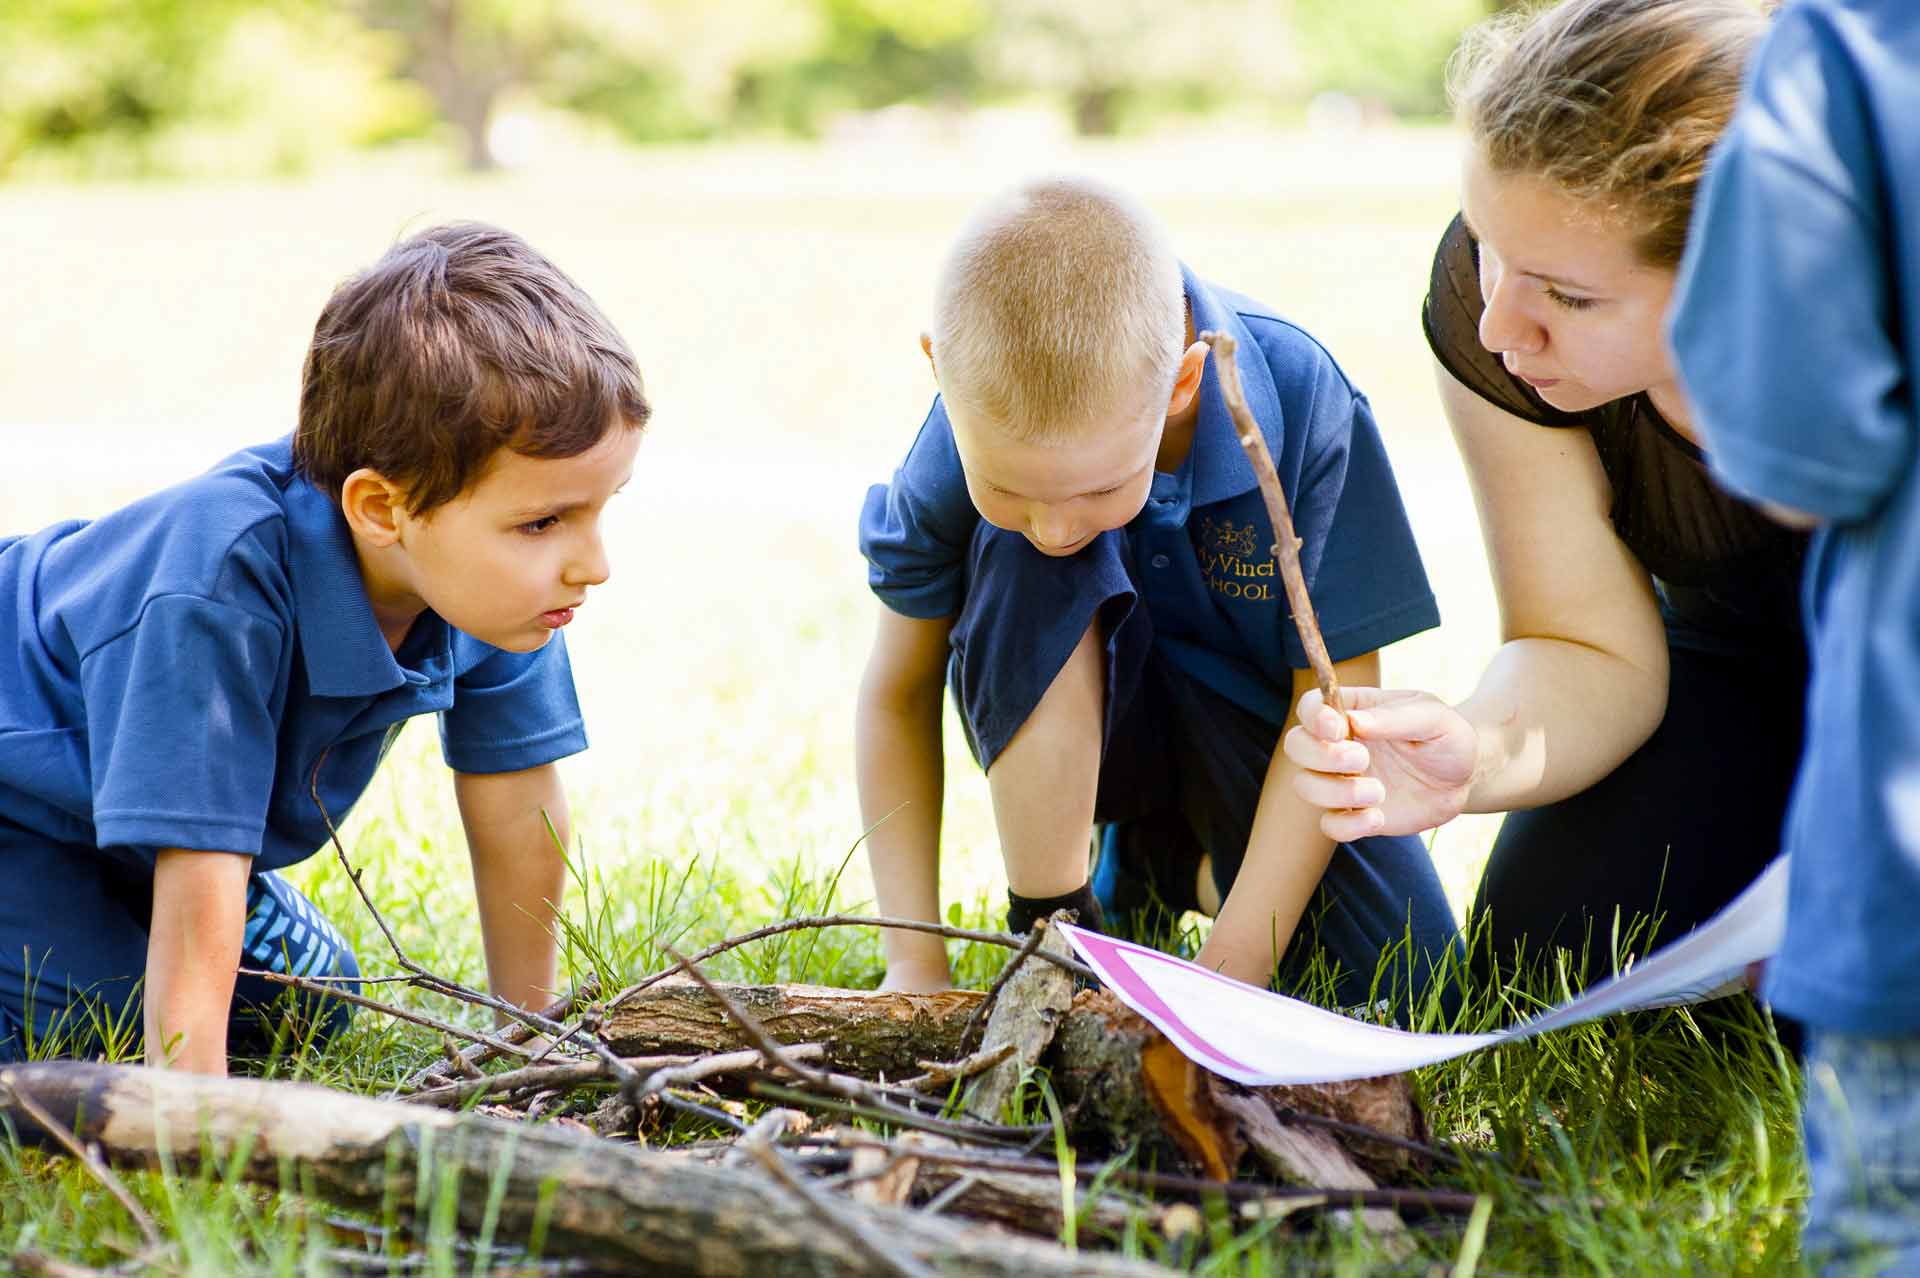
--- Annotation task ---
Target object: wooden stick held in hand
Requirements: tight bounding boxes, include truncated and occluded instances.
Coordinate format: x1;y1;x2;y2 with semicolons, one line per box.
1199;330;1345;714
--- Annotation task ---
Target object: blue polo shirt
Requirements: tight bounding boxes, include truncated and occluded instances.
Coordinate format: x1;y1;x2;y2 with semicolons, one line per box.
860;266;1439;726
1669;0;1920;1032
0;437;588;876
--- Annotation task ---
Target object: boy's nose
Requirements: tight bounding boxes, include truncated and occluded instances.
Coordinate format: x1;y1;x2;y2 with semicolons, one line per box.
565;533;611;587
1028;506;1076;550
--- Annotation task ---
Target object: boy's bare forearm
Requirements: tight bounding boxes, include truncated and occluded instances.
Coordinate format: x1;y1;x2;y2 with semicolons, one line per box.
456;764;569;1015
1199;655;1376;986
1196;754;1338;987
855;686;949;973
146;848;252;1074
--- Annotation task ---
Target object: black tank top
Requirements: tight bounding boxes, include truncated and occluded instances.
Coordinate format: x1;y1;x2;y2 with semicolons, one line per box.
1422;214;1806;646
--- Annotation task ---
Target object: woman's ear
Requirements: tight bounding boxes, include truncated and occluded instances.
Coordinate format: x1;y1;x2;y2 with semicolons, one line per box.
338;468;409;548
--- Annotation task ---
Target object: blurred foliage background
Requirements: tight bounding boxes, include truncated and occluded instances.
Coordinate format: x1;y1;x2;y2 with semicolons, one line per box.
1;0;1497;179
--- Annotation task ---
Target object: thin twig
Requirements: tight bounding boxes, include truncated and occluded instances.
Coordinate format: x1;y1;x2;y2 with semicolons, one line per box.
627;1044;827;1109
406;1050;782;1110
961;922;1049;1052
746;1082;1043;1145
1199;329;1344;713
743;1112;937;1278
658;1090;750;1135
827;1134;1483;1215
309;754;643;1095
1254;1101;1549;1192
610;915;1093;1009
240;968;536;1063
0;1079;163;1252
898;1041;1018;1093
1273;1104;1463;1171
402;980;601;1091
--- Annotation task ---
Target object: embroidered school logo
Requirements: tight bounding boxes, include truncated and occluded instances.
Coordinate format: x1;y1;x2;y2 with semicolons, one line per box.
1196;516;1276;602
1203;518;1260;558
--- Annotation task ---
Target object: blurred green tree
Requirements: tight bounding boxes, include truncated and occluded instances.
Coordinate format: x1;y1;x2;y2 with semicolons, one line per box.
1291;0;1489;118
352;0;835;159
727;0;985;135
979;0;1298;135
0;0;428;178
0;0;246;174
0;0;1499;176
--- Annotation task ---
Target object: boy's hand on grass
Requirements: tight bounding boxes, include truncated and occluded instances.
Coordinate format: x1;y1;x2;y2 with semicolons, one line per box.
1283;686;1477;840
878;959;954;994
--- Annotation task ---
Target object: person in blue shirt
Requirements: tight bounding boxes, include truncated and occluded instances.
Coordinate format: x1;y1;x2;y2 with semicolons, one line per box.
0;222;648;1075
857;176;1458;1006
1668;3;1920;1270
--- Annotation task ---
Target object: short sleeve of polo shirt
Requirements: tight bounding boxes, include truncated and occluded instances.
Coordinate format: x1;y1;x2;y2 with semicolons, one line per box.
859;399;982;619
437;632;588;775
1670;5;1916;522
1253;320;1439;665
83;592;287;861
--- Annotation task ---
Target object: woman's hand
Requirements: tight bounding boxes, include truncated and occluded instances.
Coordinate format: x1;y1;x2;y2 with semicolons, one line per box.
1282;687;1479;841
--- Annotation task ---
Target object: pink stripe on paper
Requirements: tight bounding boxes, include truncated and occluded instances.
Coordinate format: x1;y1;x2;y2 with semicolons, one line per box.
1064;926;1255;1076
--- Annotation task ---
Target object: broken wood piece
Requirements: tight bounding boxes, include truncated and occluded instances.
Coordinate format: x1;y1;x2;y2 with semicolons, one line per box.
962;918;1076;1122
1139;1036;1241;1181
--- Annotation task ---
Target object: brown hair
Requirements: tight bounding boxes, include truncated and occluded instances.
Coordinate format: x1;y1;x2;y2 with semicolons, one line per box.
295;222;649;515
1450;0;1769;266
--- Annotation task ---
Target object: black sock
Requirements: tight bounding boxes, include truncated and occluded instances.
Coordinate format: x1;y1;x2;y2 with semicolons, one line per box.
1006;883;1106;937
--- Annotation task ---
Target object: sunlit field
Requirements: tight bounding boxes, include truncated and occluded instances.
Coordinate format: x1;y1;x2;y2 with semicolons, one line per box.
1;131;1803;1275
0;125;1503;915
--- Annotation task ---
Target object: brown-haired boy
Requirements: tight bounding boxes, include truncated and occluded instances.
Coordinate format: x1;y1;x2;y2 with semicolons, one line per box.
0;222;647;1073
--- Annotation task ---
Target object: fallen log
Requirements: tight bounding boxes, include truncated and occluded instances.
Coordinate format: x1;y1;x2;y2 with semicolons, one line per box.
597;978;1425;1183
0;1063;1171;1278
598;981;984;1079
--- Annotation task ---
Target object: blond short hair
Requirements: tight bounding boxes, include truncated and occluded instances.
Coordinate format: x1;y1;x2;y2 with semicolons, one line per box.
930;177;1184;443
1449;0;1767;267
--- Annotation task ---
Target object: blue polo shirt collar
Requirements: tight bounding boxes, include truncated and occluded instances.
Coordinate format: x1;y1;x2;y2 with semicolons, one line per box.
283;472;442;698
1182;264;1285;509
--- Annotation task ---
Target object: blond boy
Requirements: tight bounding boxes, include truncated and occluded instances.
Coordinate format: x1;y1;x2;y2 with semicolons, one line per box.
856;177;1456;1002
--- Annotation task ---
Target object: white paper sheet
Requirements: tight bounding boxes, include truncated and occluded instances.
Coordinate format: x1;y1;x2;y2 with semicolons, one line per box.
1058;855;1788;1086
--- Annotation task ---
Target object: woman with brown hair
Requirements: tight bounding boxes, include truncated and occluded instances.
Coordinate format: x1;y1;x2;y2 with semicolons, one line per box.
1285;0;1804;977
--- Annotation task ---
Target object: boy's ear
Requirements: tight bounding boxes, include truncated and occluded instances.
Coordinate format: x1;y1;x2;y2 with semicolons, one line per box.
338;468;410;547
919;332;939;387
1166;340;1209;418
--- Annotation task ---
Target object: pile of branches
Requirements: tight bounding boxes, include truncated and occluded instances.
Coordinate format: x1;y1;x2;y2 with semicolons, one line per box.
0;914;1488;1278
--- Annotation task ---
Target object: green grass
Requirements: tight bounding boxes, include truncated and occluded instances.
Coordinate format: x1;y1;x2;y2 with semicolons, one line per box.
1;821;1807;1275
0;129;1805;1273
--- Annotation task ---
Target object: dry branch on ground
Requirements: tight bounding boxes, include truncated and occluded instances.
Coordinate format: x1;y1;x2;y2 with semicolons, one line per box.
2;919;1476;1273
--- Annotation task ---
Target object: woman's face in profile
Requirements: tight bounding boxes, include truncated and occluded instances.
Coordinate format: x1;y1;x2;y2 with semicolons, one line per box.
1461;148;1690;429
